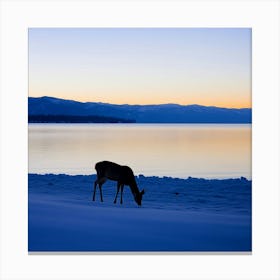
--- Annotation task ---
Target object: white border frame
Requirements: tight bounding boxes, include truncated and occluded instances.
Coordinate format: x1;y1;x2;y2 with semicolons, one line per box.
0;0;279;279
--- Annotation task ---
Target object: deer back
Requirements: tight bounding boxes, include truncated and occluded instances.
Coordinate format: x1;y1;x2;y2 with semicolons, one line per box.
95;161;136;186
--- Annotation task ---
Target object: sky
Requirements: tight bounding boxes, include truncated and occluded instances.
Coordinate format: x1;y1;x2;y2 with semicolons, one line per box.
29;28;251;108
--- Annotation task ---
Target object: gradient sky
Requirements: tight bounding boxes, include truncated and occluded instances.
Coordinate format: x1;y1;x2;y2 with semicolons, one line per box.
29;28;251;108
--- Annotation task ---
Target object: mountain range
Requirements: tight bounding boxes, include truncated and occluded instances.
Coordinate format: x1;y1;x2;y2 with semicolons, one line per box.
28;96;252;123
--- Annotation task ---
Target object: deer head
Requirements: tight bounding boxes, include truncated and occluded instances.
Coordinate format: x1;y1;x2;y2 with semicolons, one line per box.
134;189;145;206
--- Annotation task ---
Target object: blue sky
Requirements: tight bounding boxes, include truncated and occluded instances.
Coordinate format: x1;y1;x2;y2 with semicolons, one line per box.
29;28;251;108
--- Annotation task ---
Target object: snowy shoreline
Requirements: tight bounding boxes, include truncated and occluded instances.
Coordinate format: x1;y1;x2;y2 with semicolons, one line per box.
28;174;252;252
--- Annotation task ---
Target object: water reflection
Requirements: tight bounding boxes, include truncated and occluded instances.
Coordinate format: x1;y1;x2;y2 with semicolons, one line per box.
28;124;251;179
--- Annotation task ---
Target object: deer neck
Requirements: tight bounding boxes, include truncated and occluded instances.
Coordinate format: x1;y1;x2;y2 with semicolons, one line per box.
129;182;139;197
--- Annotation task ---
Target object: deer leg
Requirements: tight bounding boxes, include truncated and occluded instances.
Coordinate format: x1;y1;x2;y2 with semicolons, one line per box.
120;184;124;204
93;180;98;201
94;177;106;202
99;183;104;202
114;182;121;204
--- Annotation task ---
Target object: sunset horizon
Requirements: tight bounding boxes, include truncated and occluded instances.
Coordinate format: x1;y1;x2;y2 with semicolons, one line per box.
29;94;251;109
29;28;251;110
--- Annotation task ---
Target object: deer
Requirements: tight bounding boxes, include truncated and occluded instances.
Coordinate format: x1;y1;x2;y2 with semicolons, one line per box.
93;161;145;206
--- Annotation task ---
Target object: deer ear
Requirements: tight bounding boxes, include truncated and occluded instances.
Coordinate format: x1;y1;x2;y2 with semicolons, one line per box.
141;189;145;195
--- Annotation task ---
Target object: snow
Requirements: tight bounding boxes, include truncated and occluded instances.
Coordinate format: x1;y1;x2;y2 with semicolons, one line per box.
28;174;251;252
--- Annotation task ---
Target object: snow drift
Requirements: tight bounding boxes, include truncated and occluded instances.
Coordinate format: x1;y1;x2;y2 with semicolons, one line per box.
28;174;251;252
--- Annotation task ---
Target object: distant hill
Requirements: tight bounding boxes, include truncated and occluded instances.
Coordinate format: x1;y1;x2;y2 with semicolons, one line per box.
28;96;252;123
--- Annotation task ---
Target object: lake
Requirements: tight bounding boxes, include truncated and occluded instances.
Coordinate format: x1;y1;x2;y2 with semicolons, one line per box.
28;124;251;179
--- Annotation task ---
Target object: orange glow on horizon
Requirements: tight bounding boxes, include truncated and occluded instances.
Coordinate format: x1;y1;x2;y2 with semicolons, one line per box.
29;92;251;109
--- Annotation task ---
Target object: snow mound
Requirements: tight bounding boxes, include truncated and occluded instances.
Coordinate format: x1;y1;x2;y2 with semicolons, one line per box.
28;174;251;252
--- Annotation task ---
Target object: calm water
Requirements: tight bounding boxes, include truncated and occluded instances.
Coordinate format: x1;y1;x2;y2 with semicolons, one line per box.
28;124;251;179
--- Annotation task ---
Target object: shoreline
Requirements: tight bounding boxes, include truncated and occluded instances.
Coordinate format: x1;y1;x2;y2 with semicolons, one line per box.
28;173;252;181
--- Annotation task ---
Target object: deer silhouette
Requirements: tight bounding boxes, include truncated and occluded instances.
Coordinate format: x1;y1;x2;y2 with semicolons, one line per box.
93;161;145;206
